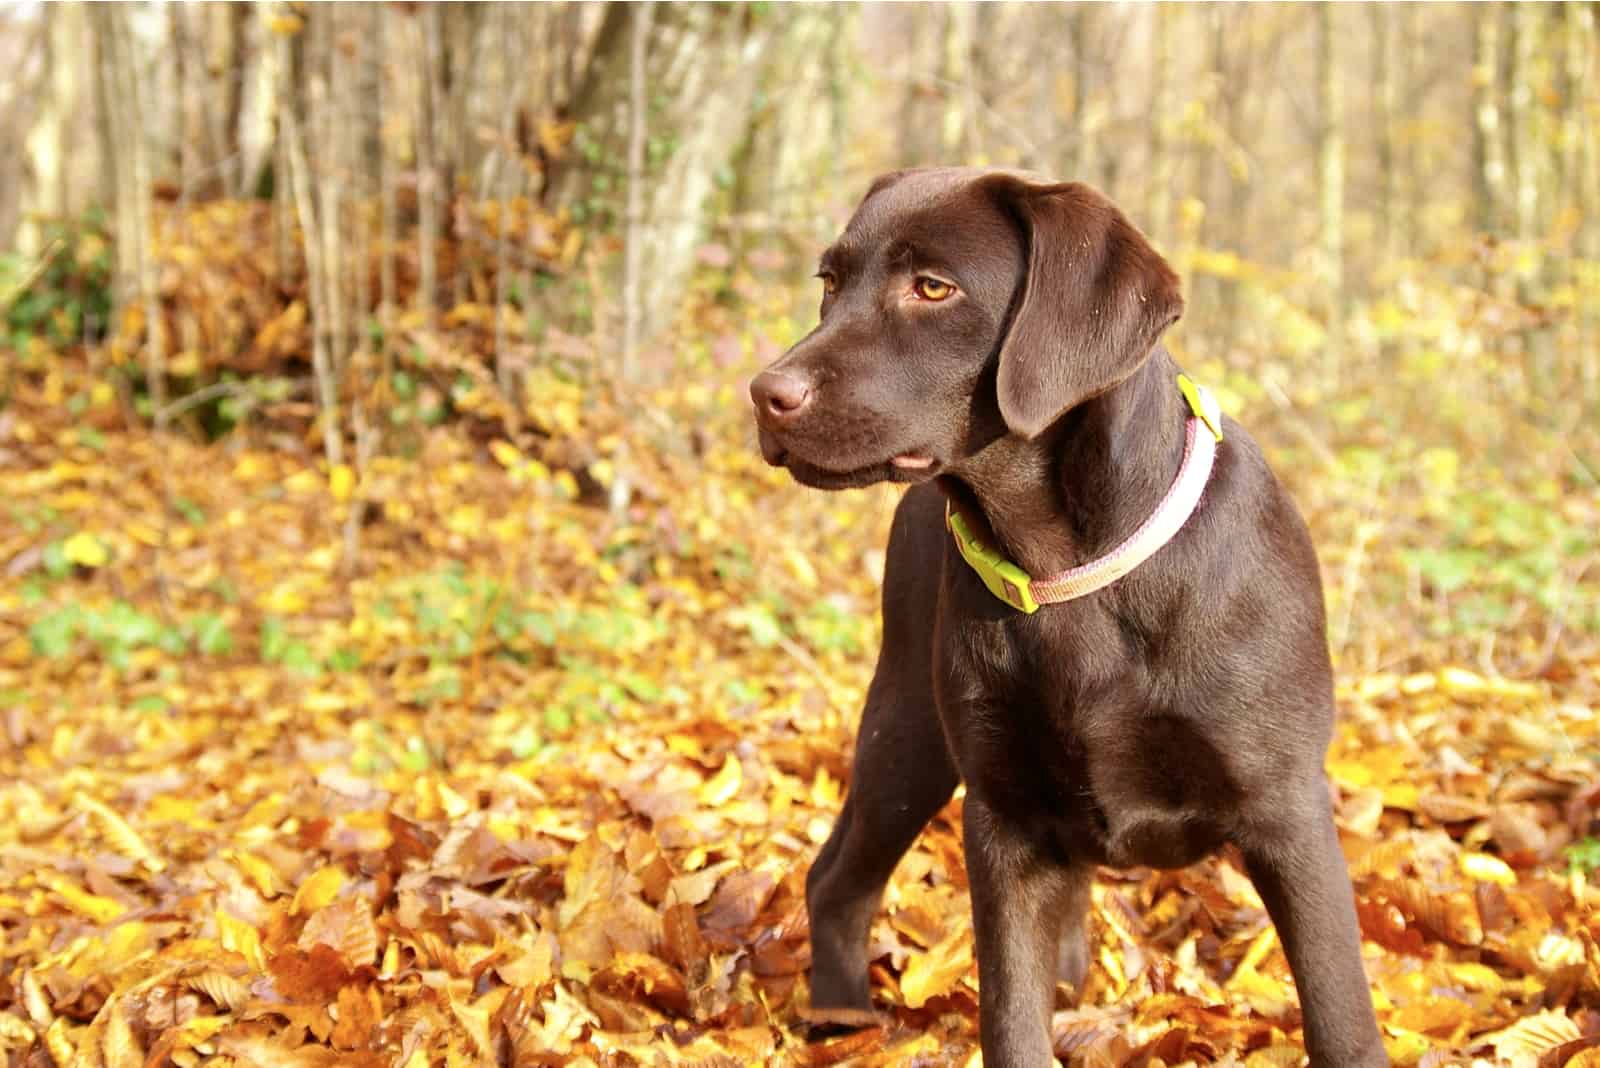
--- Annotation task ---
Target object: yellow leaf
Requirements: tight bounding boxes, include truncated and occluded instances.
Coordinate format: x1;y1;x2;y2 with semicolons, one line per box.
1482;1009;1580;1062
329;464;356;502
1326;757;1373;789
101;996;144;1068
0;1012;36;1047
78;795;163;871
1437;666;1488;695
42;1018;75;1068
381;939;401;978
1381;783;1420;812
446;504;485;536
560;228;583;266
21;969;51;1026
698;753;743;807
216;910;265;971
1232;925;1279;978
489;440;522;468
174;1015;227;1046
262;584;307;614
186;970;251;1012
292;865;346;915
229;851;286;898
146;795;199;824
1459;851;1517;887
123;520;163;547
899;927;972;1009
436;781;473;820
62;531;109;568
785;545;819;589
39;872;126;924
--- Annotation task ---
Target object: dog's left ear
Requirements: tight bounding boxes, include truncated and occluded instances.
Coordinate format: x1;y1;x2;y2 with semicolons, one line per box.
981;175;1184;440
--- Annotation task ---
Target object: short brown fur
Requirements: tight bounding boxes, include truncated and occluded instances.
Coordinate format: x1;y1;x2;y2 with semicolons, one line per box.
750;168;1387;1067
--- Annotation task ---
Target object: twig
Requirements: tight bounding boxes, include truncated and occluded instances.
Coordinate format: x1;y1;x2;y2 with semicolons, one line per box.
775;633;846;717
157;380;251;423
1259;373;1340;470
0;238;65;320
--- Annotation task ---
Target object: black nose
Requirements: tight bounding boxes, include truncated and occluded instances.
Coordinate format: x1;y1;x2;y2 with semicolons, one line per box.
750;371;813;424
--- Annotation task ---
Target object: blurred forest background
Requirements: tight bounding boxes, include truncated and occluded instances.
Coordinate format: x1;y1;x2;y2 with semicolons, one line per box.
2;3;1599;1066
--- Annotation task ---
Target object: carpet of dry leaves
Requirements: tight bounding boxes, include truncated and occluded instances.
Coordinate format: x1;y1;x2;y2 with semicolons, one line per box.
2;355;1598;1068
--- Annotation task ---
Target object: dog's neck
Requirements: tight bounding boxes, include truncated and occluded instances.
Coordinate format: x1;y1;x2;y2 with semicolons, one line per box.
946;347;1188;580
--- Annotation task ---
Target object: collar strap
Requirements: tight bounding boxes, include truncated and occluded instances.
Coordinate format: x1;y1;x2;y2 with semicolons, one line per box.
946;374;1224;613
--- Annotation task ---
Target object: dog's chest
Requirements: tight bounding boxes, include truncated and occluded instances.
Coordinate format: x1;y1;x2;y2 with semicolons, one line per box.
939;614;1235;869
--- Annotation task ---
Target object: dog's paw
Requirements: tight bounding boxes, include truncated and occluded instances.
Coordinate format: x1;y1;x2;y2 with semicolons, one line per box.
798;1003;884;1038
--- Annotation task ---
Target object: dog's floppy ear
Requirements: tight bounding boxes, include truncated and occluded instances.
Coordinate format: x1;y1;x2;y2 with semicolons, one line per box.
982;175;1184;439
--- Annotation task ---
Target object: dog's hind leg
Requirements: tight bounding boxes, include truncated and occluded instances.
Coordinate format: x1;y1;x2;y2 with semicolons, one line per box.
804;663;958;1024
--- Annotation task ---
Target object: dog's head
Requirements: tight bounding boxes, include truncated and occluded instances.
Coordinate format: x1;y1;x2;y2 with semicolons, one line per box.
751;168;1183;489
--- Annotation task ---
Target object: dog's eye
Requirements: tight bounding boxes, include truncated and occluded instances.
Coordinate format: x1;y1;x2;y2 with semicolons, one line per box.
913;277;954;302
818;272;838;296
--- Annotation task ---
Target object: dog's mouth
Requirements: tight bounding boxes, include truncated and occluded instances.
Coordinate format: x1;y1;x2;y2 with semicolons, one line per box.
759;431;942;489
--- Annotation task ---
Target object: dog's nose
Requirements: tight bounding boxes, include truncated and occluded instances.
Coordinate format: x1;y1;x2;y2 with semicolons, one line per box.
750;371;812;422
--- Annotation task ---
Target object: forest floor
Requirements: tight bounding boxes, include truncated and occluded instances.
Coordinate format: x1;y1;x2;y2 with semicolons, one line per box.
1;357;1598;1068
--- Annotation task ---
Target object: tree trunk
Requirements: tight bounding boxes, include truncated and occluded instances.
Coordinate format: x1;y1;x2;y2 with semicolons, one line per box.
612;0;657;519
19;3;83;256
1473;3;1509;236
1372;4;1399;266
279;6;342;470
897;8;939;167
1146;4;1173;246
90;5;135;314
553;3;778;345
1507;2;1542;284
1399;2;1423;259
378;11;397;318
1317;2;1346;381
940;3;973;161
417;5;442;331
89;6;117;219
1065;5;1097;182
215;3;251;197
1573;4;1600;265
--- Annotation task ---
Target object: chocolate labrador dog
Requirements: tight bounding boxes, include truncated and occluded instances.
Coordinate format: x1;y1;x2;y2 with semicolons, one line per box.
749;168;1386;1067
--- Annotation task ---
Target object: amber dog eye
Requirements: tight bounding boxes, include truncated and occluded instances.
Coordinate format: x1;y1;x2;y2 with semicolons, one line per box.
818;272;838;295
913;276;954;301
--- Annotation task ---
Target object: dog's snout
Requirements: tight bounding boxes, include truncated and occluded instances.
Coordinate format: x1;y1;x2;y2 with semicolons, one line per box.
750;371;813;424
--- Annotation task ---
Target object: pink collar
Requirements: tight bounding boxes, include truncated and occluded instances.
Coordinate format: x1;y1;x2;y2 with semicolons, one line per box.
946;376;1224;613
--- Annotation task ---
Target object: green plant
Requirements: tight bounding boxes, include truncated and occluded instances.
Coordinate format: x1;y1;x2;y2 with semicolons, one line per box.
1567;837;1600;875
2;210;115;356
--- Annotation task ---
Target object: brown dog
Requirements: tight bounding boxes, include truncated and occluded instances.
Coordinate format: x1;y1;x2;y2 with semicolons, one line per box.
750;169;1387;1066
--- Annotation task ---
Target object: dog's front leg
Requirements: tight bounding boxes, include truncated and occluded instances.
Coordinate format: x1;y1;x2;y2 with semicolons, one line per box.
964;795;1089;1068
1242;788;1389;1068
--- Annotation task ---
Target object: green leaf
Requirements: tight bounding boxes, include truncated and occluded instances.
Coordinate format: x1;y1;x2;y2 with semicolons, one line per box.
507;724;541;760
281;642;321;677
29;609;79;659
1567;838;1600;874
260;617;289;661
173;497;207;525
327;647;362;672
191;613;234;656
42;540;71;579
